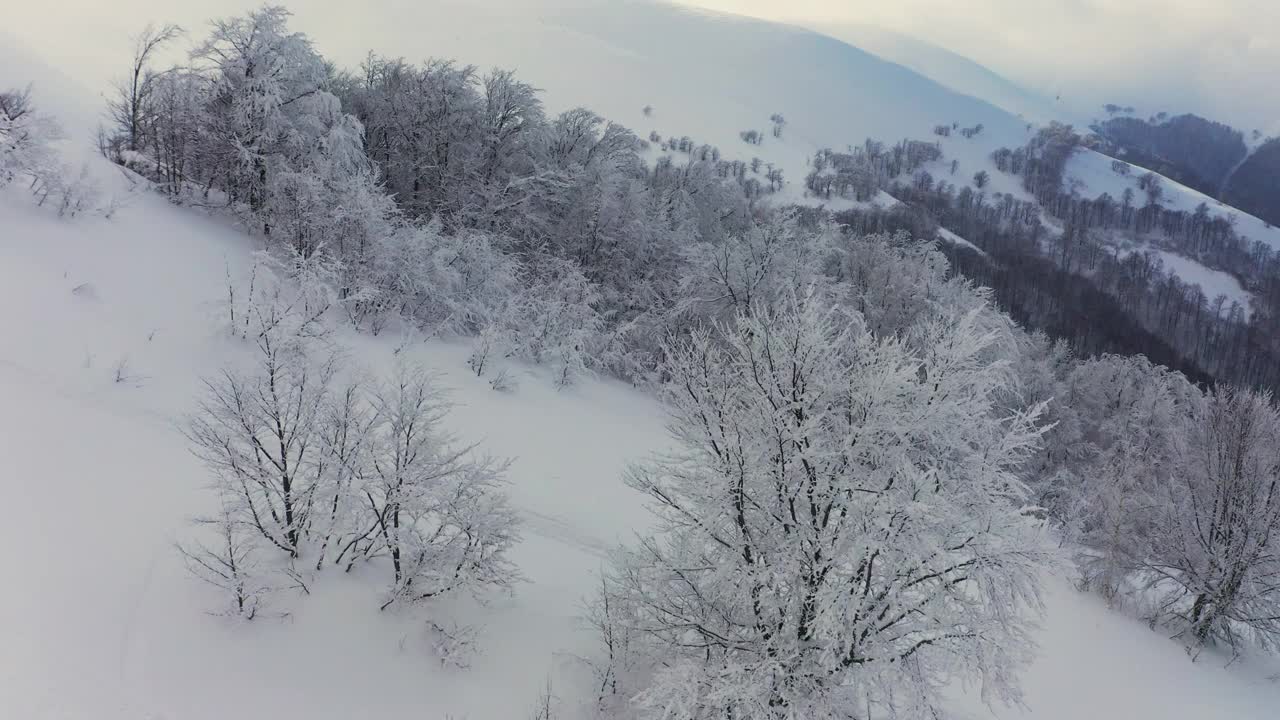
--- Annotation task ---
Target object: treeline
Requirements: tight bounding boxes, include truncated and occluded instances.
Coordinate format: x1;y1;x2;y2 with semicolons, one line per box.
832;190;1218;387
100;7;782;385
1093;110;1280;231
803;139;942;202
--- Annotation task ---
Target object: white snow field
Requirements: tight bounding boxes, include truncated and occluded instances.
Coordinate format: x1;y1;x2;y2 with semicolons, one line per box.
4;2;1280;718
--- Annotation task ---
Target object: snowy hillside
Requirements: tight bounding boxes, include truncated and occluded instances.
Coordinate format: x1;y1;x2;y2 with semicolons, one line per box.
6;2;1280;718
815;23;1070;127
0;174;669;718
4;141;1280;720
1067;148;1280;252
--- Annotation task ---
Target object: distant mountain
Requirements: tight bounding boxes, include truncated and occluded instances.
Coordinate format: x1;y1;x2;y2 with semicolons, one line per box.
814;22;1068;126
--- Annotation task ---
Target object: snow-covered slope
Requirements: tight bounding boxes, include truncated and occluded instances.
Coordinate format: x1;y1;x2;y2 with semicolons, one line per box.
1066;148;1280;252
0;175;669;719
1060;147;1280;310
815;22;1071;127
4;163;1280;719
5;5;1280;717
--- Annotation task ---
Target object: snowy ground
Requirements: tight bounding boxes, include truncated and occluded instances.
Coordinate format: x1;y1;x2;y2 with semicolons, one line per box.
1152;249;1251;311
0;178;668;719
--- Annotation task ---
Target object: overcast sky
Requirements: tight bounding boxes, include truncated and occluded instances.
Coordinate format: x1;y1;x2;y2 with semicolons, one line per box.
6;0;1277;135
679;0;1280;134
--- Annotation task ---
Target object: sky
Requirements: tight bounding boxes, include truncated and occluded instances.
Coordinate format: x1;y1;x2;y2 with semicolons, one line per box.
678;0;1280;135
4;0;1277;135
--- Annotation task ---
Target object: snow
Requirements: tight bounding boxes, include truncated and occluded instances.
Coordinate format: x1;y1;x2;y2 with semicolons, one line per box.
4;141;1279;720
815;22;1074;128
1152;250;1251;310
937;227;987;256
1066;148;1280;251
0;179;669;719
4;3;1280;718
974;574;1280;720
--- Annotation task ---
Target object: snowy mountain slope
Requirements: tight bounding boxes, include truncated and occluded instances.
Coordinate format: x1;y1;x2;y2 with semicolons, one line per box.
0;177;669;719
1149;249;1251;310
814;22;1071;127
6;6;1280;717
1056;147;1280;310
1066;148;1280;253
4;165;1280;718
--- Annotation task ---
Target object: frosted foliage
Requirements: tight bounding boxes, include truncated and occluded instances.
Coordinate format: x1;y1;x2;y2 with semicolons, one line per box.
0;86;62;187
601;296;1050;719
1148;388;1280;652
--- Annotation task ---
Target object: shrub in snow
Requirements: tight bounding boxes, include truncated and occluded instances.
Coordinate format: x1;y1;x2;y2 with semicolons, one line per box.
595;294;1051;719
0;85;98;216
182;311;519;619
177;504;273;619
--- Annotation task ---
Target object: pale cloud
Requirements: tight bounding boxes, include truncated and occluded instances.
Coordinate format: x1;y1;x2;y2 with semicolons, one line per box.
6;0;1277;135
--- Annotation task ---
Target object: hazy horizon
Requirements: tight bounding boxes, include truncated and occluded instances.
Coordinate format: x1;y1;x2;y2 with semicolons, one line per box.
6;0;1277;134
678;0;1280;135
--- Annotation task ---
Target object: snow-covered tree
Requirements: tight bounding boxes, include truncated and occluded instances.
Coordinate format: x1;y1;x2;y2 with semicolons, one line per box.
191;6;350;235
354;362;519;609
185;324;336;559
1146;387;1280;653
1064;356;1194;600
106;23;184;158
0;86;62;189
676;214;835;325
599;294;1050;719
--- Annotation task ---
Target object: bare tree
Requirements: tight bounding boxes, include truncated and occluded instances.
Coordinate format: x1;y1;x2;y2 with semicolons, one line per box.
355;362;520;609
107;23;184;155
184;329;336;559
176;504;270;619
